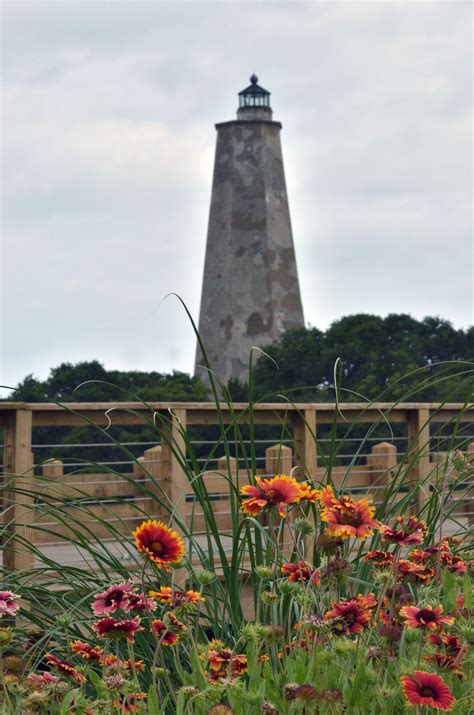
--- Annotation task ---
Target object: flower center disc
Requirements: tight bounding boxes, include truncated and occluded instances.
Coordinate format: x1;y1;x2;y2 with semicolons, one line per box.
421;687;434;697
150;541;164;554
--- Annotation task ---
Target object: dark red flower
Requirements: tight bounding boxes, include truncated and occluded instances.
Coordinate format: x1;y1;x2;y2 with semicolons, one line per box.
92;581;136;615
93;615;143;641
397;559;434;584
381;516;427;546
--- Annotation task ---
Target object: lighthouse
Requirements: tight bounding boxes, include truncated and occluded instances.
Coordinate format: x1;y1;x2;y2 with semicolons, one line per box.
195;75;304;385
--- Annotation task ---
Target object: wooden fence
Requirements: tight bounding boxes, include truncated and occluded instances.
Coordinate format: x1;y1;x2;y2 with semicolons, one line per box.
1;401;473;573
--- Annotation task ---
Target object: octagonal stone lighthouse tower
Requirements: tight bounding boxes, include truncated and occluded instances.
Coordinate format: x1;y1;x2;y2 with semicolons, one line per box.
195;75;305;385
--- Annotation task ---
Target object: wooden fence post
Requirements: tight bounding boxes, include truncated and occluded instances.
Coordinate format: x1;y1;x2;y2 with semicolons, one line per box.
160;409;188;533
141;445;166;518
367;442;397;503
293;409;317;480
2;409;34;572
43;459;64;480
407;407;431;513
265;444;293;476
465;442;474;527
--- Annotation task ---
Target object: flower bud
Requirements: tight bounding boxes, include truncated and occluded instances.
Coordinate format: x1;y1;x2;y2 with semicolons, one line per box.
261;591;279;605
195;569;216;585
333;638;357;655
2;655;23;674
0;627;14;647
208;706;235;715
278;580;300;596
294;517;314;535
262;703;279;714
55;613;74;628
254;566;274;580
152;666;167;679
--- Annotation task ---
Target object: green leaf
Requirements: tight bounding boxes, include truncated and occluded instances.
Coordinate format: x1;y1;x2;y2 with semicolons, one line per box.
462;572;473;609
442;569;457;610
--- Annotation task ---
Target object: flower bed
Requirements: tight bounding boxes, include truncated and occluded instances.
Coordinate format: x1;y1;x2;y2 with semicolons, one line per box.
1;461;473;714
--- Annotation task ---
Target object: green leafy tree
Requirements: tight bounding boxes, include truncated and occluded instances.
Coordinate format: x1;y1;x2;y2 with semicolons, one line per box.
251;314;473;403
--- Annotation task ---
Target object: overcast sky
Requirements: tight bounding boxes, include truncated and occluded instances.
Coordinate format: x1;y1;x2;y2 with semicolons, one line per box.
1;1;472;393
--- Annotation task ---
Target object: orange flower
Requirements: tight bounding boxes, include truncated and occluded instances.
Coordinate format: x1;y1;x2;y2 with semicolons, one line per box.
400;605;455;631
134;520;185;568
70;640;103;661
241;475;302;517
281;561;320;585
363;550;395;568
401;671;455;711
207;646;247;681
101;655;145;672
357;593;378;611
324;599;372;635
113;693;147;713
318;486;381;541
298;482;321;503
45;653;86;683
149;586;204;607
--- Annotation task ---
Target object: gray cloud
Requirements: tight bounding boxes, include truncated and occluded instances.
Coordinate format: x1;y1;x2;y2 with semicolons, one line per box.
1;1;472;392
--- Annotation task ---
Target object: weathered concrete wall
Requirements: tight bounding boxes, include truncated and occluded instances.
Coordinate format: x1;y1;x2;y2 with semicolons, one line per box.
195;117;304;385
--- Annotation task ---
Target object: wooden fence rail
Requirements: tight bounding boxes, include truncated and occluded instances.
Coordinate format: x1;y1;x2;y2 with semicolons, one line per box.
1;402;473;572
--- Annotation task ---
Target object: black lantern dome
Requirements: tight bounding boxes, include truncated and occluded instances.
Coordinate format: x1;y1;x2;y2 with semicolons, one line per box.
238;74;271;110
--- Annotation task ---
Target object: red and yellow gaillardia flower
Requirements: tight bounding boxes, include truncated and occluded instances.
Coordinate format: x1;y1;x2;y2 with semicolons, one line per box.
206;644;247;682
298;482;321;503
429;633;467;659
324;599;372;635
318;486;381;541
397;559;434;584
149;586;204;607
356;593;378;611
134;520;185;568
240;475;302;518
93;615;143;641
281;561;321;585
363;550;395;568
400;671;455;711
112;693;147;713
70;640;103;661
426;633;467;677
381;516;427;546
151;619;181;646
101;655;145;672
399;605;455;631
45;653;86;683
